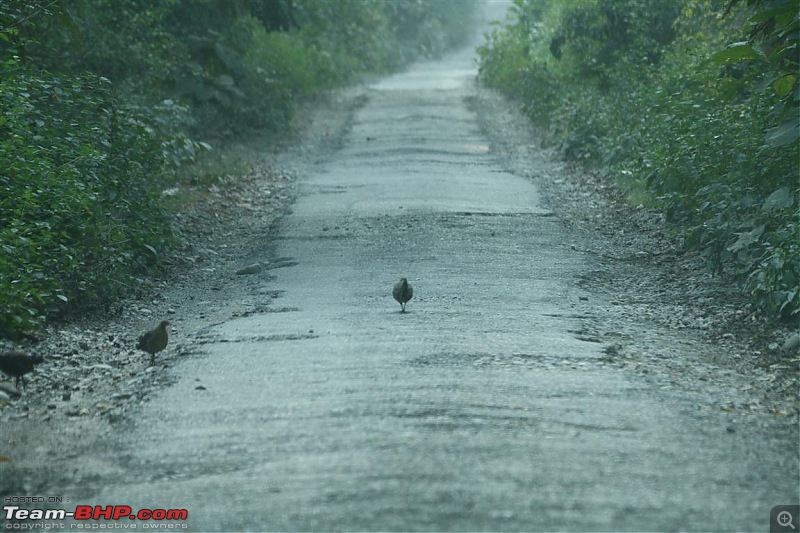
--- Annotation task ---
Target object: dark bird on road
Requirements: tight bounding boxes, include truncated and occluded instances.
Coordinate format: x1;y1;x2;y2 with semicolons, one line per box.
0;351;44;389
393;277;413;313
138;320;170;365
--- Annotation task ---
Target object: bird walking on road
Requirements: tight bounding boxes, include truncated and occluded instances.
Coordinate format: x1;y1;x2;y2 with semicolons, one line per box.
138;320;170;365
0;351;44;389
393;277;413;313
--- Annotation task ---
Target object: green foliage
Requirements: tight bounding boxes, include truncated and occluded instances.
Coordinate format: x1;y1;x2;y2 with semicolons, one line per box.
295;1;392;74
551;0;681;88
0;60;174;336
479;0;799;319
712;0;799;147
0;0;478;337
15;0;478;133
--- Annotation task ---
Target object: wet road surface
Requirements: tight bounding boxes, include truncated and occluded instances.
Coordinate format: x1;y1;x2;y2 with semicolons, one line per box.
69;5;798;532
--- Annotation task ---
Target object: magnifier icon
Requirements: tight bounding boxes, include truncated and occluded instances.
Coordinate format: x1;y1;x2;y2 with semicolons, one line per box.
778;511;795;530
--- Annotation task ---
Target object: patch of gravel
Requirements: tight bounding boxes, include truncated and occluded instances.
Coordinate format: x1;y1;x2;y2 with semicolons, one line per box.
469;84;799;425
0;88;367;496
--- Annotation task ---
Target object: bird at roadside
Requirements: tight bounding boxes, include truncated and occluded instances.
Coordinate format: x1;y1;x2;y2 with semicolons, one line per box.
138;320;170;365
393;277;414;313
0;351;44;389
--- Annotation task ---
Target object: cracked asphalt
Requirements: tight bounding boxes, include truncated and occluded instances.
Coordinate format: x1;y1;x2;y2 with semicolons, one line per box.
27;2;797;531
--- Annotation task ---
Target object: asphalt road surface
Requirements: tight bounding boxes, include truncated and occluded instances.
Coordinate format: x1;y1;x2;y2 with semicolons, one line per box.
65;4;797;531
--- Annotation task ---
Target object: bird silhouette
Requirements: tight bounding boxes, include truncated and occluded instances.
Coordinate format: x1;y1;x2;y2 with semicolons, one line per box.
138;320;170;365
0;351;44;389
393;277;413;313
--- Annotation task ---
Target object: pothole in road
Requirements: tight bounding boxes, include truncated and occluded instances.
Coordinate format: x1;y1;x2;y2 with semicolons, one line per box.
390;404;638;433
194;332;319;345
308;184;350;195
262;306;300;313
264;257;298;270
408;351;601;369
231;304;298;318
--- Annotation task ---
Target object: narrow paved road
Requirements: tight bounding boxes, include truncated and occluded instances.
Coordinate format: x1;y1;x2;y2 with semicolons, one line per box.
74;7;797;532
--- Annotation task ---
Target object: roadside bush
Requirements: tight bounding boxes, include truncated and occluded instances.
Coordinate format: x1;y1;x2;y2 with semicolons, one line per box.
478;0;799;319
0;61;174;336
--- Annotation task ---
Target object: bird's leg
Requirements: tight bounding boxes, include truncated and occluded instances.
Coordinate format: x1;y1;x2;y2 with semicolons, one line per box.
150;353;156;366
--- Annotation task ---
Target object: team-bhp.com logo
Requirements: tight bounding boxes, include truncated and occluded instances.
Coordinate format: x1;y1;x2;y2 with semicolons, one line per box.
3;503;188;529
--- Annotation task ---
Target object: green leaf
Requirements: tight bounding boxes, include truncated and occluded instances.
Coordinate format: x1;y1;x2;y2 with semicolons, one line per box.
711;43;762;64
747;1;798;26
773;74;796;97
762;187;794;213
756;74;779;91
728;225;764;253
765;117;800;147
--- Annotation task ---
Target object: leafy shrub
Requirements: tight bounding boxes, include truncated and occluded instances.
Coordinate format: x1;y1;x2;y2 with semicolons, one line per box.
552;0;681;86
478;0;799;319
0;61;174;336
231;15;330;129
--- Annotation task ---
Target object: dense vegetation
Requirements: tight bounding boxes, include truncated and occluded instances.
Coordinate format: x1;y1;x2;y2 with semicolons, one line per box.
479;0;799;320
0;0;477;338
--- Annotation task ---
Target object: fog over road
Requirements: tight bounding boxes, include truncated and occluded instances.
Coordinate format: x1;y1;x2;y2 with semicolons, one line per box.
69;3;797;531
